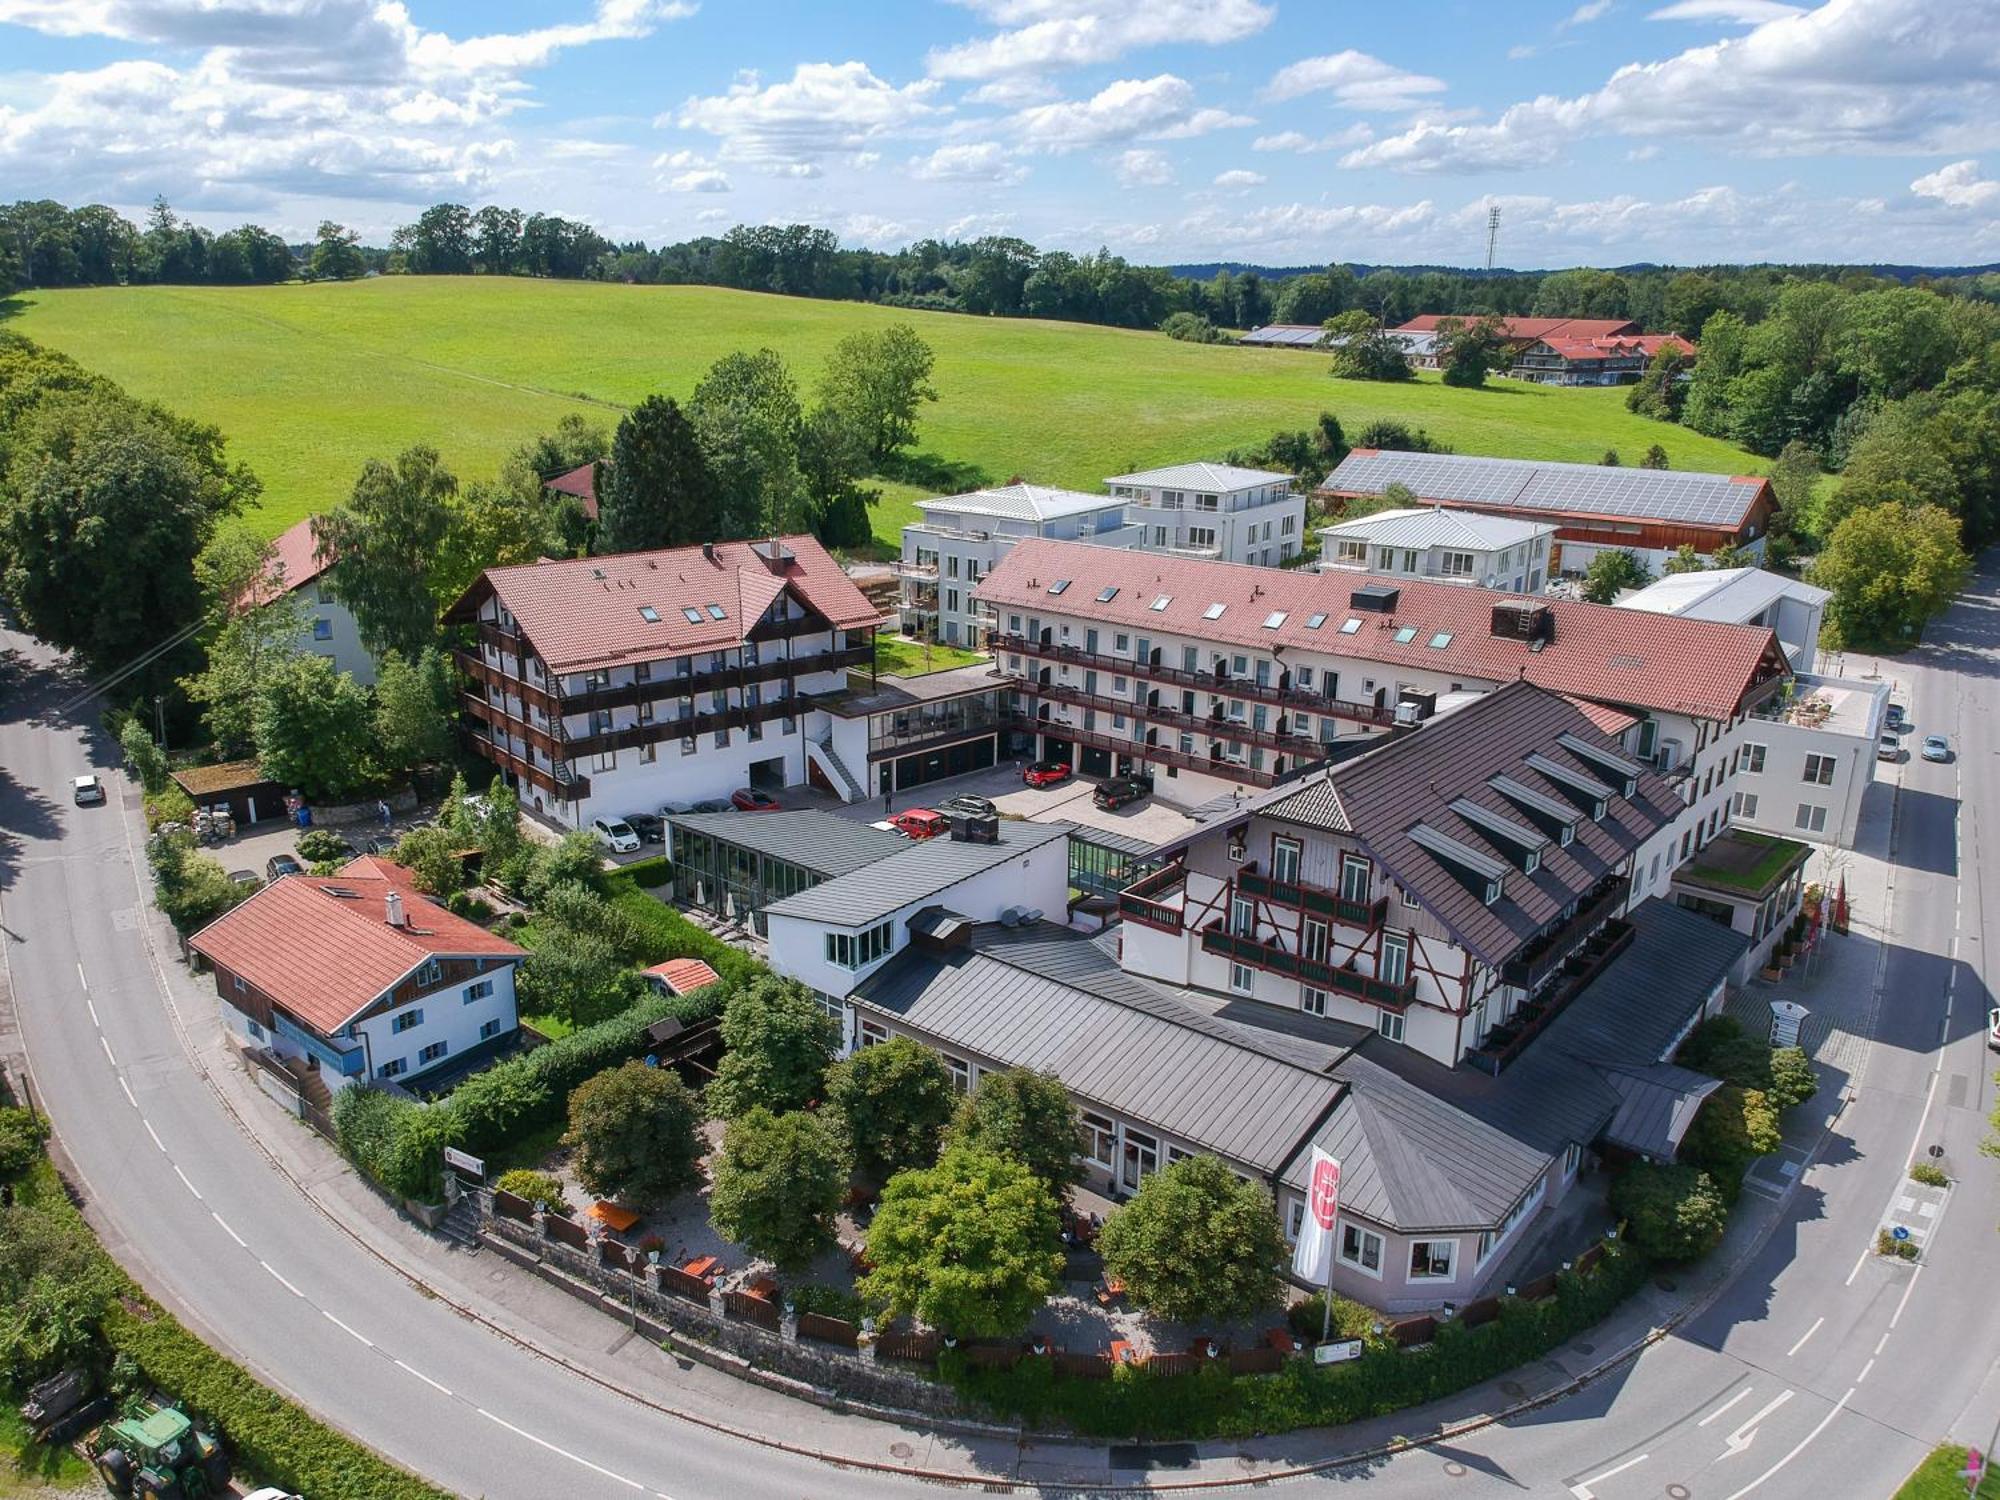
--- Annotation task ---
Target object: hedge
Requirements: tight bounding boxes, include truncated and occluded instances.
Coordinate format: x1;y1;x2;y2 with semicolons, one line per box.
103;1300;450;1500
599;870;759;986
944;1240;1650;1439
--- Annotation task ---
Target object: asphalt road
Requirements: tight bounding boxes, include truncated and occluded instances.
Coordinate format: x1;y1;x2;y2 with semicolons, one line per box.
3;553;1995;1500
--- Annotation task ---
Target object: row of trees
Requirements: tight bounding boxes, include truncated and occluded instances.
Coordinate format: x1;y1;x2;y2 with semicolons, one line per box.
0;198;388;289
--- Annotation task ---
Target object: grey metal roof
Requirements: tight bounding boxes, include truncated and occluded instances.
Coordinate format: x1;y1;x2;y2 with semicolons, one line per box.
763;821;1071;928
1105;461;1295;492
1317;505;1555;553
920;483;1122;524
1324;451;1764;531
664;810;906;879
1600;1064;1723;1158
1239;324;1327;348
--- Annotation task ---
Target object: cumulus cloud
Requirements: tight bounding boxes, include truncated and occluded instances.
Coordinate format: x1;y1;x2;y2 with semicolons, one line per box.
670;168;731;192
928;0;1273;80
1252;125;1373;153
1113;148;1174;186
963;75;1060;107
673;62;943;173
1647;0;1806;20
1911;159;2000;210
908;141;1027;183
1262;50;1447;109
1343;0;2000;173
1009;74;1250;152
1212;168;1266;189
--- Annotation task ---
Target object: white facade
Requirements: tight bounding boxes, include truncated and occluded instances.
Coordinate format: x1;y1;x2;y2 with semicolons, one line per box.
351;963;520;1088
1555;532;1769;580
1317;508;1556;594
1727;674;1887;850
298;582;378;687
1617;567;1829;672
1107;463;1306;568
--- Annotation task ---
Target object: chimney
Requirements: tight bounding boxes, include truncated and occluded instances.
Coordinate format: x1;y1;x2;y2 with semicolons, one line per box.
702;542;716;563
385;890;406;928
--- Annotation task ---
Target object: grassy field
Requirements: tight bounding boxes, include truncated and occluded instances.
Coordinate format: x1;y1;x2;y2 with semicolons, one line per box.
4;277;1766;553
875;634;987;676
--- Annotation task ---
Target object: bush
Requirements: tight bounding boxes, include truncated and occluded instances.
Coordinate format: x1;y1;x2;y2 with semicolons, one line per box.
524;830;604;902
563;1061;704;1207
825;1035;955;1184
120;718;170;795
493;1168;569;1214
1609;1162;1728;1261
295;827;352;864
1767;1047;1819;1112
147;829;252;931
1875;1228;1920;1260
444;890;494;921
599;868;757;984
944;1068;1083;1191
1680;1086;1782;1200
0;1104;50;1179
791;1284;870;1324
621;856;672;889
1908;1161;1949;1188
1161;312;1228;344
1676;1016;1775;1092
1287;1292;1380;1344
330;1085;462;1203
143;784;196;832
392;824;465;897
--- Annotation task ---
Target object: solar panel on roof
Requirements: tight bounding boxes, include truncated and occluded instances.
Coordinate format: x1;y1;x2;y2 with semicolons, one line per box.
1335;451;1751;528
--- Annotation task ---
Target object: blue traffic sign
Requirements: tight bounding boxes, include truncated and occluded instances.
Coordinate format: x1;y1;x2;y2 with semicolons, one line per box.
1892;1225;1911;1242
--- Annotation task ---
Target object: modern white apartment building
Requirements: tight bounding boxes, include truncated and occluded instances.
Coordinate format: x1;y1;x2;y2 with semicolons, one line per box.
447;536;882;826
1106;462;1307;567
895;484;1143;648
1317;506;1557;594
1727;673;1889;849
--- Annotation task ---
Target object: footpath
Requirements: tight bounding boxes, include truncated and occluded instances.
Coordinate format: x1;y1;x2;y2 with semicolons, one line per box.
115;784;1904;1493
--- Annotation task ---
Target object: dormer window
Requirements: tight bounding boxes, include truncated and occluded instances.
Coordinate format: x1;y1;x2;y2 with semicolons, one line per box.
417;957;442;988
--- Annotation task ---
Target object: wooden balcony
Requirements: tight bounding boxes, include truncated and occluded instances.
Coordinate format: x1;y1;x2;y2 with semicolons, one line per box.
1236;868;1387;930
1117;865;1186;933
1022;677;1330;761
460;692;562;758
1499;874;1631;991
1199;922;1415;1010
456;649;559;717
465;732;586;802
555;642;873;716
1468;916;1636;1076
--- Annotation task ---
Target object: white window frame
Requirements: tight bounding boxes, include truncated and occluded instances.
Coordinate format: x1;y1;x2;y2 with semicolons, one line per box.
1301;985;1328;1017
1081;1111;1115;1167
1229;961;1255;995
1376;1009;1405;1043
1408;1238;1458;1282
1338;1220;1384;1277
1743;742;1767;774
857;1018;888;1049
1379;931;1410;988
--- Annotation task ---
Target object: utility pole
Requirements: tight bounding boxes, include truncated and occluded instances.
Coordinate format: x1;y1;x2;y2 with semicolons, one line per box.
1485;206;1502;272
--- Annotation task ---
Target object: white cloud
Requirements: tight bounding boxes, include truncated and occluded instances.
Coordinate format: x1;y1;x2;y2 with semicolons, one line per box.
1647;0;1806;21
694;206;730;223
963;75;1060;107
1262;50;1447;109
1911;159;2000;210
1508;44;1541;60
928;0;1273;80
1009;74;1249;152
670;168;730;192
1252;125;1372;153
1113;147;1174;186
1343;0;2000;173
1212;168;1266;189
908;141;1027;183
544;138;629;159
1560;0;1615;28
843;212;910;244
673;62;943;169
1627;142;1663;160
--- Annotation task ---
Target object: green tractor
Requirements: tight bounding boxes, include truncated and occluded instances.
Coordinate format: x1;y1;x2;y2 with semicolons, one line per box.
85;1394;230;1499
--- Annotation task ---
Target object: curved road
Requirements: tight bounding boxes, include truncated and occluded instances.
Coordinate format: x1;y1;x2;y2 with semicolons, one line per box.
3;558;1995;1499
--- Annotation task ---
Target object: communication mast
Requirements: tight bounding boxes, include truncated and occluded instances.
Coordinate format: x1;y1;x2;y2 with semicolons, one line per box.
1485;206;1502;271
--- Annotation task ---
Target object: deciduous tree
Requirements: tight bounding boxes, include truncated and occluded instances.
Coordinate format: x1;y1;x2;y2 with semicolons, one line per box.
314;445;456;662
944;1067;1082;1191
707;976;836;1118
1580;549;1651;605
1814;501;1970;648
708;1107;848;1269
818;324;937;462
372;648;455;772
563;1061;704;1208
825;1036;955;1184
252;654;374;799
1097;1155;1286;1325
690;349;807;536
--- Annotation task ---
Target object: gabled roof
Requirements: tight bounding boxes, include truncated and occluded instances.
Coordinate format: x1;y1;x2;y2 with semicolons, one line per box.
643;957;720;995
188;858;524;1036
1617;566;1829;624
1321;450;1771;533
450;535;881;676
920;483;1122;524
764;820;1071;928
1105;462;1294;492
1318;505;1556;553
1393;314;1640;341
543;460;600;520
976;537;1788;722
666;809;907;880
239;517;331;610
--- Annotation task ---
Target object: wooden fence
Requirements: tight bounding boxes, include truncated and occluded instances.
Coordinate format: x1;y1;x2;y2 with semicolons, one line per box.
723;1290;781;1332
543;1214;590;1251
875;1330;940;1364
657;1264;714;1304
492;1189;533;1222
797;1312;859;1349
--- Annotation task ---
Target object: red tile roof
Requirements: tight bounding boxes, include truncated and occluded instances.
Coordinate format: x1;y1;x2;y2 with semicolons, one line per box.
643;957;721;995
975;538;1787;723
188;858;524;1036
456;535;883;676
544;460;601;520
1394;315;1641;341
1536;333;1695;361
238;517;332;610
1564;697;1640;737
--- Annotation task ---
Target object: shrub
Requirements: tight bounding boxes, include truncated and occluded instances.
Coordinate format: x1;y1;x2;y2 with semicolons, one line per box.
120;717;170;795
444;890;494;921
825;1036;955;1185
707;976;836;1119
563;1061;704;1207
621;855;672;888
329;1085;460;1202
599;868;757;984
1908;1161;1949;1188
1287;1292;1380;1344
1676;1016;1774;1092
1681;1086;1781;1201
0;1104;50;1180
143;784;196;832
493;1168;569;1214
524;830;604;902
708;1107;848;1269
1609;1162;1728;1261
1767;1047;1818;1112
1098;1156;1286;1325
1161;312;1228;344
392;824;465;896
296;827;352;864
0;1194;124;1382
1875;1228;1920;1260
791;1284;870;1324
147;829;251;931
944;1068;1083;1191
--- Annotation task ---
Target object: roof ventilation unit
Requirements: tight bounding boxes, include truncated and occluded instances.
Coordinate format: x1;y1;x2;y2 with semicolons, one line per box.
1351;583;1401;613
951;812;1000;845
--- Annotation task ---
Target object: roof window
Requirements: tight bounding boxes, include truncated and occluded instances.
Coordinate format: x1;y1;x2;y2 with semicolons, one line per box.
1305;612;1328;629
1048;579;1071;595
707;604;727;621
1262;611;1288;630
1150;595;1172;611
1096;586;1119;603
1203;602;1227;620
1339;617;1362;634
681;607;704;624
1393;626;1419;644
1428;631;1453;649
638;606;660;623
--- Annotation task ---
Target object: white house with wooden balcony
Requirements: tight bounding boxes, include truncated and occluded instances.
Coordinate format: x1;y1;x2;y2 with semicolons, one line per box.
1106;461;1306;566
445;536;884;824
1317;507;1557;595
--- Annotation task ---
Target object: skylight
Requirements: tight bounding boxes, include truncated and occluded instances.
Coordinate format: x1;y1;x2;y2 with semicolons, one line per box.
639;606;660;623
1203;603;1227;620
1393;626;1419;643
1339;618;1362;634
1305;612;1328;629
1096;586;1119;603
707;604;727;620
1262;611;1287;629
1048;579;1071;595
1429;631;1453;649
682;607;705;624
1150;595;1172;611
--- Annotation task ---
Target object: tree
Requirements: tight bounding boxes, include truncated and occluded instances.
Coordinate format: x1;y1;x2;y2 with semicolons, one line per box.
1663;272;1727;340
313;445;456;662
708;1107;848;1269
1580;549;1652;605
1625;346;1692;421
517;930;643;1029
825;1036;956;1184
1432;314;1511;388
0;1196;126;1378
706;976;837;1118
120;718;170;795
857;1147;1063;1338
563;1061;704;1208
819;324;937;462
1160;312;1225;344
688;349;808;538
480;777;527;877
310;220;366;281
146;828;251;931
372;648;455;771
252;654;374;799
177;522;309;755
1765;440;1823;548
392;823;465;897
431;460;568;607
1814;502;1970;648
1322;310;1414;382
944;1067;1082;1191
1661;544;1707;576
595;395;715;552
1609;1162;1727;1261
1353;419;1450;454
798;399;879;548
1767;1047;1819;1113
1097;1155;1286;1325
1600;449;1622;467
1641;444;1671;470
1681;1085;1782;1196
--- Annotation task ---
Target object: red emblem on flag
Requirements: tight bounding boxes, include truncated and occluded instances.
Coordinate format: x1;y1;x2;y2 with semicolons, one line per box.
1309;1155;1340;1230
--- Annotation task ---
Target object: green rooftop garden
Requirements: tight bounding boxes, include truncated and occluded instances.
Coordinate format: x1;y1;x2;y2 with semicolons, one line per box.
1679;830;1811;897
874;634;988;678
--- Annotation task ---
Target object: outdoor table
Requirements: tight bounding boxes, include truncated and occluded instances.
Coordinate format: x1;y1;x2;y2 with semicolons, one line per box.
681;1255;720;1282
1109;1339;1138;1365
588;1201;642;1234
746;1274;780;1301
1265;1327;1297;1352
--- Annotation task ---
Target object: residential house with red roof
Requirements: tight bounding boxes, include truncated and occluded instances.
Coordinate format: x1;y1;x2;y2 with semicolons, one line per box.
1388;315;1693;385
445;535;884;825
189;857;527;1095
246;517;379;686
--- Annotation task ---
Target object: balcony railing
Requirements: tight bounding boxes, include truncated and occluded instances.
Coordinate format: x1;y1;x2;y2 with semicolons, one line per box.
1023;678;1328;759
1499;874;1632;991
1009;712;1282;788
892;560;940;581
456;649;560;717
1117;865;1187;933
1467;917;1636;1076
465;731;587;802
1199;922;1415;1010
1237;868;1387;930
273;1013;366;1077
460;692;562;758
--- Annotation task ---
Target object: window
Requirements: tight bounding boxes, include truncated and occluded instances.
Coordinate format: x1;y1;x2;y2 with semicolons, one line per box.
706;604;726;621
1802;753;1836;786
1187;527;1218;551
479;1018;504;1041
1409;1239;1457;1281
1262;611;1288;630
1339;617;1363;634
1114;633;1129;652
1379;932;1410;988
824;920;897;970
1082;1111;1115;1167
417;957;441;987
1231;893;1255;936
682;607;705;624
1428;632;1453;650
1306;612;1328;629
1795;802;1828;834
1377;1009;1405;1043
1564;1141;1583;1177
312;617;333;641
1203;602;1227;620
1096;586;1119;603
1272;836;1302;884
1287;1200;1306;1243
1335;539;1369;565
1476;1178;1546;1263
1393;626;1419;644
1339;1222;1384;1275
1229;962;1255;995
463;980;494;1004
1743;743;1767;774
1402;885;1420;908
378;1057;408;1080
392;1008;425;1034
1301;985;1328;1016
1439;551;1475;578
232;973;246;994
857;1019;888;1048
1150;595;1172;611
1339;853;1370;903
1281;514;1296;535
418;1040;448;1066
1047;579;1070;595
638;605;660;623
944;1055;971;1094
1733;791;1760;819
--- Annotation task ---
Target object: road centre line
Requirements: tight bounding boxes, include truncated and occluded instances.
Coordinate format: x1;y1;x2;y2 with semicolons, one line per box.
392;1359;452;1397
1857;1358;1874;1383
261;1261;303;1298
322;1310;373;1348
1786;1317;1824;1357
117;1075;136;1108
85;996;98;1027
1723;1386;1856;1500
1700;1388;1755;1427
76;961;87;989
474;1406;648;1493
1875;1332;1891;1356
211;1211;246;1248
143;1118;164;1152
172;1162;201;1200
98;1034;115;1067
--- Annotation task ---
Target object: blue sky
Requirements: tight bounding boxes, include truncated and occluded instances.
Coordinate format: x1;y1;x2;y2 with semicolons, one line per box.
0;0;1995;267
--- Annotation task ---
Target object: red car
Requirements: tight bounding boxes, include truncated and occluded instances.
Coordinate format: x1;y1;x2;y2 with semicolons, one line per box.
730;788;781;812
888;809;948;840
1023;759;1072;789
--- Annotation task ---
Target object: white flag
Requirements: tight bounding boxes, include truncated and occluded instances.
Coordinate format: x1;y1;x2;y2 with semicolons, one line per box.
1291;1149;1340;1284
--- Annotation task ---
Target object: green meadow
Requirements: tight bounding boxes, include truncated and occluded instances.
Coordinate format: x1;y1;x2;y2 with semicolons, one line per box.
6;276;1764;552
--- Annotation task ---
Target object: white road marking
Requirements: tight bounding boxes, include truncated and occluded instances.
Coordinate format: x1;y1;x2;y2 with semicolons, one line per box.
1889;1262;1924;1329
172;1163;201;1200
1723;1386;1856;1500
1786;1317;1824;1358
1874;1332;1891;1356
1723;1390;1795;1457
210;1211;246;1247
1844;1246;1871;1287
1568;1452;1648;1498
474;1407;647;1492
76;961;87;989
117;1075;137;1109
1700;1387;1755;1427
322;1310;374;1347
261;1262;303;1298
98;1034;116;1066
85;996;99;1027
1857;1358;1875;1383
143;1119;164;1152
393;1359;452;1396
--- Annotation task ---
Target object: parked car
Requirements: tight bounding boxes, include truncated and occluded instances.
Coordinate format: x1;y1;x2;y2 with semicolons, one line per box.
227;870;262;890
690;798;733;814
592;816;641;853
1022;760;1072;789
623;812;665;845
1092;776;1152;810
1885;703;1908;731
731;788;781;812
888;808;949;840
72;774;105;806
936;793;998;820
1877;735;1901;763
1988;1008;2000;1053
265;854;304;882
1922;734;1951;763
